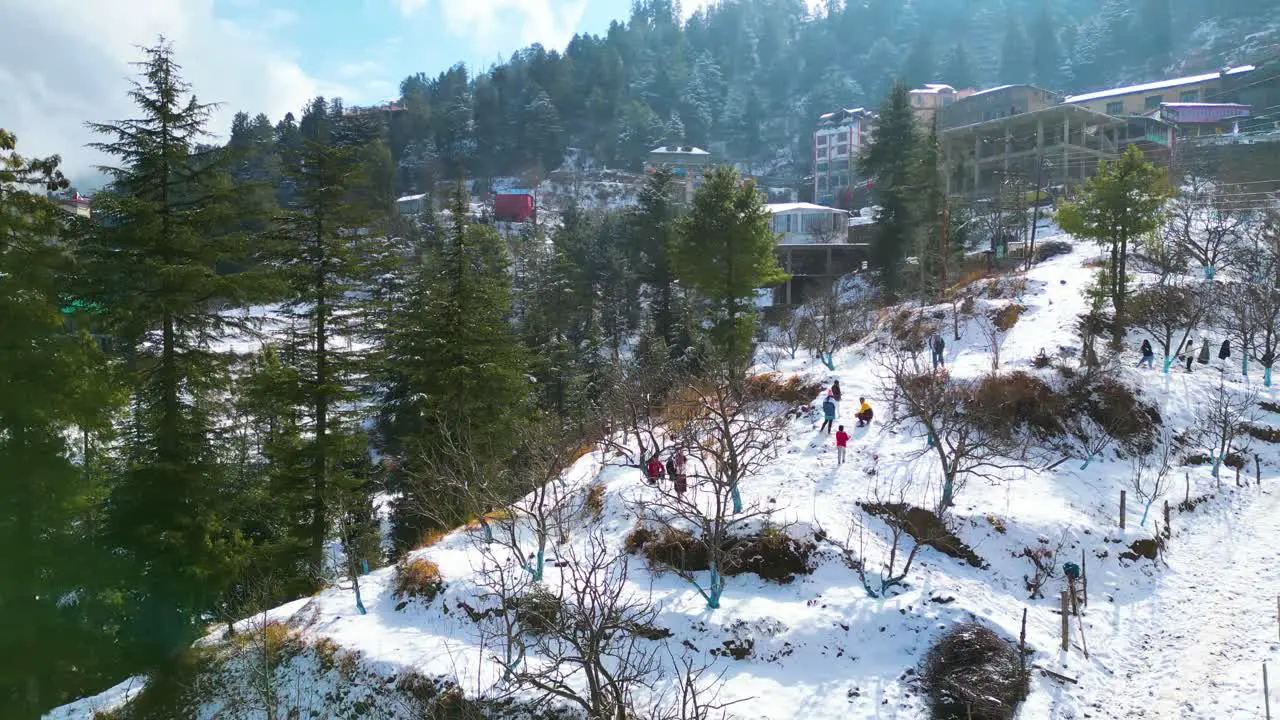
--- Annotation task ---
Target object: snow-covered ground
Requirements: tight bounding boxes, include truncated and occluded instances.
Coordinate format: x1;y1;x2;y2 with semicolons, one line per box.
49;235;1280;719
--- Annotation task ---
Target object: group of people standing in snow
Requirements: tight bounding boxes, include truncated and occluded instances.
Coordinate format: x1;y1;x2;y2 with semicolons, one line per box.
818;380;873;466
645;448;689;495
1137;336;1248;372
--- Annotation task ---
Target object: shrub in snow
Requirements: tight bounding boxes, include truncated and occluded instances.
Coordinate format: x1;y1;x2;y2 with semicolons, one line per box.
743;372;823;406
970;371;1067;443
512;584;564;636
393;557;445;605
990;303;1025;332
1033;239;1072;263
922;623;1028;720
722;525;816;584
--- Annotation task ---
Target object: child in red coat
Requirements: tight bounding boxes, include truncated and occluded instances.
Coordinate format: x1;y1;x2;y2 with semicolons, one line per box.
835;426;849;465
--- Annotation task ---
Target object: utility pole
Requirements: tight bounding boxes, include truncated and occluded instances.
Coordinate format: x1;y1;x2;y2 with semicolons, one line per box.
1026;157;1047;272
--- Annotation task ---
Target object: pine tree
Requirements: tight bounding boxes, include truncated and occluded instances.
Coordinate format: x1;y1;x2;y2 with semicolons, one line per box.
674;167;787;366
1057;146;1170;343
901;30;936;88
0;130;122;717
941;43;977;90
382;192;532;549
81;41;256;663
1030;7;1063;89
858;82;920;299
631;168;684;352
911;118;948;300
263;96;383;590
999;17;1033;85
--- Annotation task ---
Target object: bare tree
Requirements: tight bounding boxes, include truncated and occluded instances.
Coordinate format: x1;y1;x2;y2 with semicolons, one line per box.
824;473;935;598
1132;227;1188;284
509;531;666;720
770;305;805;360
800;287;856;370
598;357;678;467
976;312;1002;373
1061;412;1115;471
1219;217;1280;384
1200;376;1260;480
1013;532;1068;600
645;650;749;720
1128;282;1211;373
636;366;785;608
1165;173;1252;277
876;341;1025;514
1130;425;1176;526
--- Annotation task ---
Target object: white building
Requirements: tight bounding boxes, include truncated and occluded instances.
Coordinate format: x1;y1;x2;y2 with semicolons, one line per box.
813;107;874;206
767;202;850;244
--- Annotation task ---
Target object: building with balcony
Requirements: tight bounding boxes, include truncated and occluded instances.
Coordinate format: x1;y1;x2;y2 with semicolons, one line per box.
766;203;868;305
937;85;1061;130
1158;103;1251;139
644;145;714;204
910;84;976;128
1062;65;1255;116
813;107;875;207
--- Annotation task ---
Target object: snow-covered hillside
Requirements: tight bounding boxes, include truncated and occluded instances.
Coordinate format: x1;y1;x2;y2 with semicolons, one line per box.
52;236;1280;719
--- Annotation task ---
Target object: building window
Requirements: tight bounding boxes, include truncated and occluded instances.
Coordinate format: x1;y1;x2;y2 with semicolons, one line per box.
1106;101;1124;115
1180;90;1199;102
816;135;828;145
1144;94;1163;110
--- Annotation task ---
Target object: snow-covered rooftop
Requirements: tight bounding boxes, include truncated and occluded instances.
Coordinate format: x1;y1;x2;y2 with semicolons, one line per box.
910;83;955;94
649;145;710;155
1161;102;1251;108
1063;65;1256;104
766;202;849;215
970;84;1015;97
396;193;427;203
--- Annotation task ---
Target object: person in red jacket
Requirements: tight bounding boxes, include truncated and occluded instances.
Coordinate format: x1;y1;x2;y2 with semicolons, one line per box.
835;425;849;465
645;455;665;486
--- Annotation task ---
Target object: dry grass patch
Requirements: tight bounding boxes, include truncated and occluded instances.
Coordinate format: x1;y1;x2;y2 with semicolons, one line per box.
990;304;1025;331
393;557;445;605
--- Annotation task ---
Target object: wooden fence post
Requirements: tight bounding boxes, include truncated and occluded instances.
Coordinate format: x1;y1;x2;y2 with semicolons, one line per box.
1163;500;1171;539
1060;591;1070;651
1019;608;1028;679
1120;490;1126;530
1258;454;1263;486
1266;662;1272;720
1081;548;1088;607
1185;472;1190;503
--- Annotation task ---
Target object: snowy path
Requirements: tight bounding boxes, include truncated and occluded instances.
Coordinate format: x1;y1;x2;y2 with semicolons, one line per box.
1088;484;1280;719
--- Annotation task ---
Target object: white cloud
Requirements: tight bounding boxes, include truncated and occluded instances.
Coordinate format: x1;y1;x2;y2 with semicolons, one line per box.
394;0;588;55
0;0;353;185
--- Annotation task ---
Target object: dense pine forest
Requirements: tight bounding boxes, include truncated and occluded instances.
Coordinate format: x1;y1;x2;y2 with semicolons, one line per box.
6;0;1280;717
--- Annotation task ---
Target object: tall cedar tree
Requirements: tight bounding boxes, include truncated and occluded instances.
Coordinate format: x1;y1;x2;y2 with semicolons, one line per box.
1058;145;1169;343
912;117;948;300
674;167;788;366
0;131;121;717
383;193;531;550
265;96;383;592
858;82;920;299
81;42;257;663
631;168;684;352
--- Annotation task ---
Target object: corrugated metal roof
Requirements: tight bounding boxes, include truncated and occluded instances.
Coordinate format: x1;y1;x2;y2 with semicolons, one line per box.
1063;66;1256;104
766;202;849;214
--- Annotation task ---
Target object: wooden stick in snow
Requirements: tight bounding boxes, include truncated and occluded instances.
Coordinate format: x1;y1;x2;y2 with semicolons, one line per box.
1060;591;1069;651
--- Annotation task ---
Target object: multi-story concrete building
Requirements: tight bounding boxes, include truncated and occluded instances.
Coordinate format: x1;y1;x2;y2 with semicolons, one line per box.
1063;65;1255;116
909;84;976;128
54;192;91;218
644;145;714;204
812;107;874;207
937;85;1062;130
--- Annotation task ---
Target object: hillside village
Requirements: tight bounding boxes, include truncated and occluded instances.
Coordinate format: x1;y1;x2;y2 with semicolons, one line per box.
12;3;1280;720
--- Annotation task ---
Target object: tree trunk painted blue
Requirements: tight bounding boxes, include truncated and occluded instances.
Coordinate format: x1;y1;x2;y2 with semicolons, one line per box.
1243;355;1249;377
1267;366;1274;387
731;485;743;514
355;583;367;615
481;520;493;543
1140;500;1154;526
1204;266;1216;280
1162;356;1174;374
706;562;722;609
534;549;545;582
1212;455;1221;478
1079;452;1093;471
941;478;954;508
361;559;369;575
822;352;834;370
927;433;934;448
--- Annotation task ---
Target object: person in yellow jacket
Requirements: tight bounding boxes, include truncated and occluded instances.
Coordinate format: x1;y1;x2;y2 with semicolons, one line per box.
855;397;874;427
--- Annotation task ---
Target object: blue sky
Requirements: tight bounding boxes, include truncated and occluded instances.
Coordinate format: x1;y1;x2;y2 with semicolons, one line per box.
218;0;636;105
3;0;666;182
